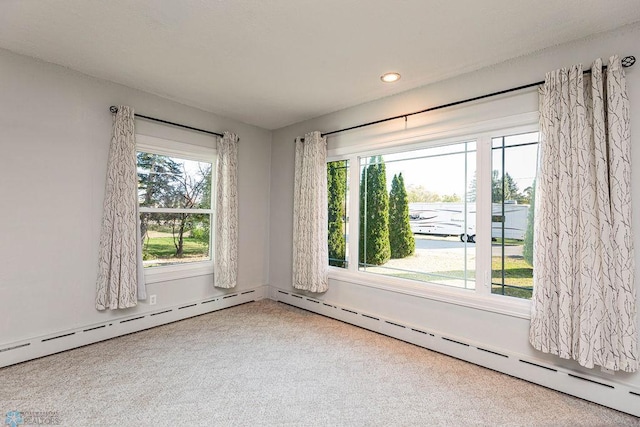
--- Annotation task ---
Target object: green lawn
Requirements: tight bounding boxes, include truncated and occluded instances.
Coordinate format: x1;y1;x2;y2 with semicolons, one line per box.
143;236;209;266
492;255;533;298
366;254;533;299
491;284;532;299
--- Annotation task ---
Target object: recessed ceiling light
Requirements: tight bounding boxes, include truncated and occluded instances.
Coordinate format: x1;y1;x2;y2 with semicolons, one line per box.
381;72;401;83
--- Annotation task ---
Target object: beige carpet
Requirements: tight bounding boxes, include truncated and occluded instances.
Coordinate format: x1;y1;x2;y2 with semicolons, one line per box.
1;300;638;426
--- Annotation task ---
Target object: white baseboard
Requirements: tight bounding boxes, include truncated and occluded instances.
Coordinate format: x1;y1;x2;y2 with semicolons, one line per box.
0;285;267;369
269;286;640;417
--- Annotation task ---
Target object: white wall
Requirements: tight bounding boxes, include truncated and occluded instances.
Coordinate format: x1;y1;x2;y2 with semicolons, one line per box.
0;48;271;344
269;22;640;393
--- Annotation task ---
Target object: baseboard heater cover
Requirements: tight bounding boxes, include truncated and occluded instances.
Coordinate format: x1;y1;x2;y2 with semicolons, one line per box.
477;347;508;358
1;286;266;368
385;321;406;329
120;316;145;323
0;343;30;353
442;337;469;347
519;359;558;372
83;325;107;332
150;310;173;317
568;373;615;389
271;288;640;417
40;332;76;342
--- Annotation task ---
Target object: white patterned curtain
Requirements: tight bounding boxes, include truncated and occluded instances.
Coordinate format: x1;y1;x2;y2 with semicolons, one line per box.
96;106;146;310
214;131;239;288
293;131;328;293
530;56;637;372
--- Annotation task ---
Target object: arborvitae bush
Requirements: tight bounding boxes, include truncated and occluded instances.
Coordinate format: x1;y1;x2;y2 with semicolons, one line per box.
359;156;391;266
327;161;347;267
389;173;415;258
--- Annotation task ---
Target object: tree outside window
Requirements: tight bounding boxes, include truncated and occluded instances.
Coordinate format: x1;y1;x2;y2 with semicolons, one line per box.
137;151;213;268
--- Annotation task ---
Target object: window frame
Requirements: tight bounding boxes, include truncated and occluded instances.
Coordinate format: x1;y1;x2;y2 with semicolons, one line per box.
327;113;539;319
136;134;216;284
327;159;350;268
356;140;477;289
489;133;540;299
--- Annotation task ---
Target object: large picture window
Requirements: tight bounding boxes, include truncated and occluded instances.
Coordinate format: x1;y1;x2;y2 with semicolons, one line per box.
136;136;215;273
358;141;476;289
327;126;539;304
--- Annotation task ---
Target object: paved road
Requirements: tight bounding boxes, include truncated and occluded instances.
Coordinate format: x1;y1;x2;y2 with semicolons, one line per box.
414;236;468;250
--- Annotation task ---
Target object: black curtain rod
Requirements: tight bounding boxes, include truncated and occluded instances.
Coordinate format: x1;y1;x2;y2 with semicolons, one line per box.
298;55;635;141
109;106;224;138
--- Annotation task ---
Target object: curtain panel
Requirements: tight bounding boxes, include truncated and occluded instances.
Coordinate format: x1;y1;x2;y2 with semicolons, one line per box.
292;131;329;293
214;131;239;289
96;106;146;310
530;56;637;372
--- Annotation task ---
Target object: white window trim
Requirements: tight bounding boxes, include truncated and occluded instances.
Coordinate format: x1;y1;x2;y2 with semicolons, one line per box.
136;134;216;161
327;111;539;158
327;112;539;319
328;268;531;319
136;133;217;284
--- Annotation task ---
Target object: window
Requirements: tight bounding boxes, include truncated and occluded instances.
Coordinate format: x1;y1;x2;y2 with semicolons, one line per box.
491;132;539;299
136;135;215;279
327;124;540;306
358;141;476;290
327;160;349;268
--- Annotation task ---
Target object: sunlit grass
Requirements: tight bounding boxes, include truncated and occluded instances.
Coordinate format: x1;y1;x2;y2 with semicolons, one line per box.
492;255;533;298
143;237;209;266
362;254;533;299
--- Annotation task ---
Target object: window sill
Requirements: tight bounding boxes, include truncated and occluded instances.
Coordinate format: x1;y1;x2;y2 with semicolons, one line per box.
144;263;214;284
328;268;531;319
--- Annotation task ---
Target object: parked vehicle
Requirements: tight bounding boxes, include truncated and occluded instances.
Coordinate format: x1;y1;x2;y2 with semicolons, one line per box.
409;202;529;243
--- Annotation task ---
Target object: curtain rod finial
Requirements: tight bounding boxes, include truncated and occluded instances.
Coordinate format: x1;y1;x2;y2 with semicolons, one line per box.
109;106;118;114
622;56;636;68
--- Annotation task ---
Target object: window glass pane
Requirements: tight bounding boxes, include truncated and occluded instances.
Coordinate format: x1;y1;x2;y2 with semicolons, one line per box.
491;132;539;299
327;160;349;268
359;141;476;290
141;213;211;268
137;153;212;209
492;132;539;149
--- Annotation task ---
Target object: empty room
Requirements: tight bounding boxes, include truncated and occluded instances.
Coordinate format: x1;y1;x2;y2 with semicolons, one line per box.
2;1;640;425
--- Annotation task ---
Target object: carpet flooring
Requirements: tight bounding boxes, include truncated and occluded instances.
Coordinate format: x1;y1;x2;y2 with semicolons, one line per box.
1;300;639;426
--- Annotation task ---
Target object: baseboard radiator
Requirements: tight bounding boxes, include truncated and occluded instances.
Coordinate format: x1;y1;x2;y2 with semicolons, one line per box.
271;288;640;417
0;287;264;369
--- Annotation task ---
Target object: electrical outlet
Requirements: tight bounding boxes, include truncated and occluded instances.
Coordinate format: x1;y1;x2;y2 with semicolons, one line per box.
149;294;157;305
600;366;615;375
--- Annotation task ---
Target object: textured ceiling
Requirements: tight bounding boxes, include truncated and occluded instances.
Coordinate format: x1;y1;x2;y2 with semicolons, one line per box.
1;1;640;130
